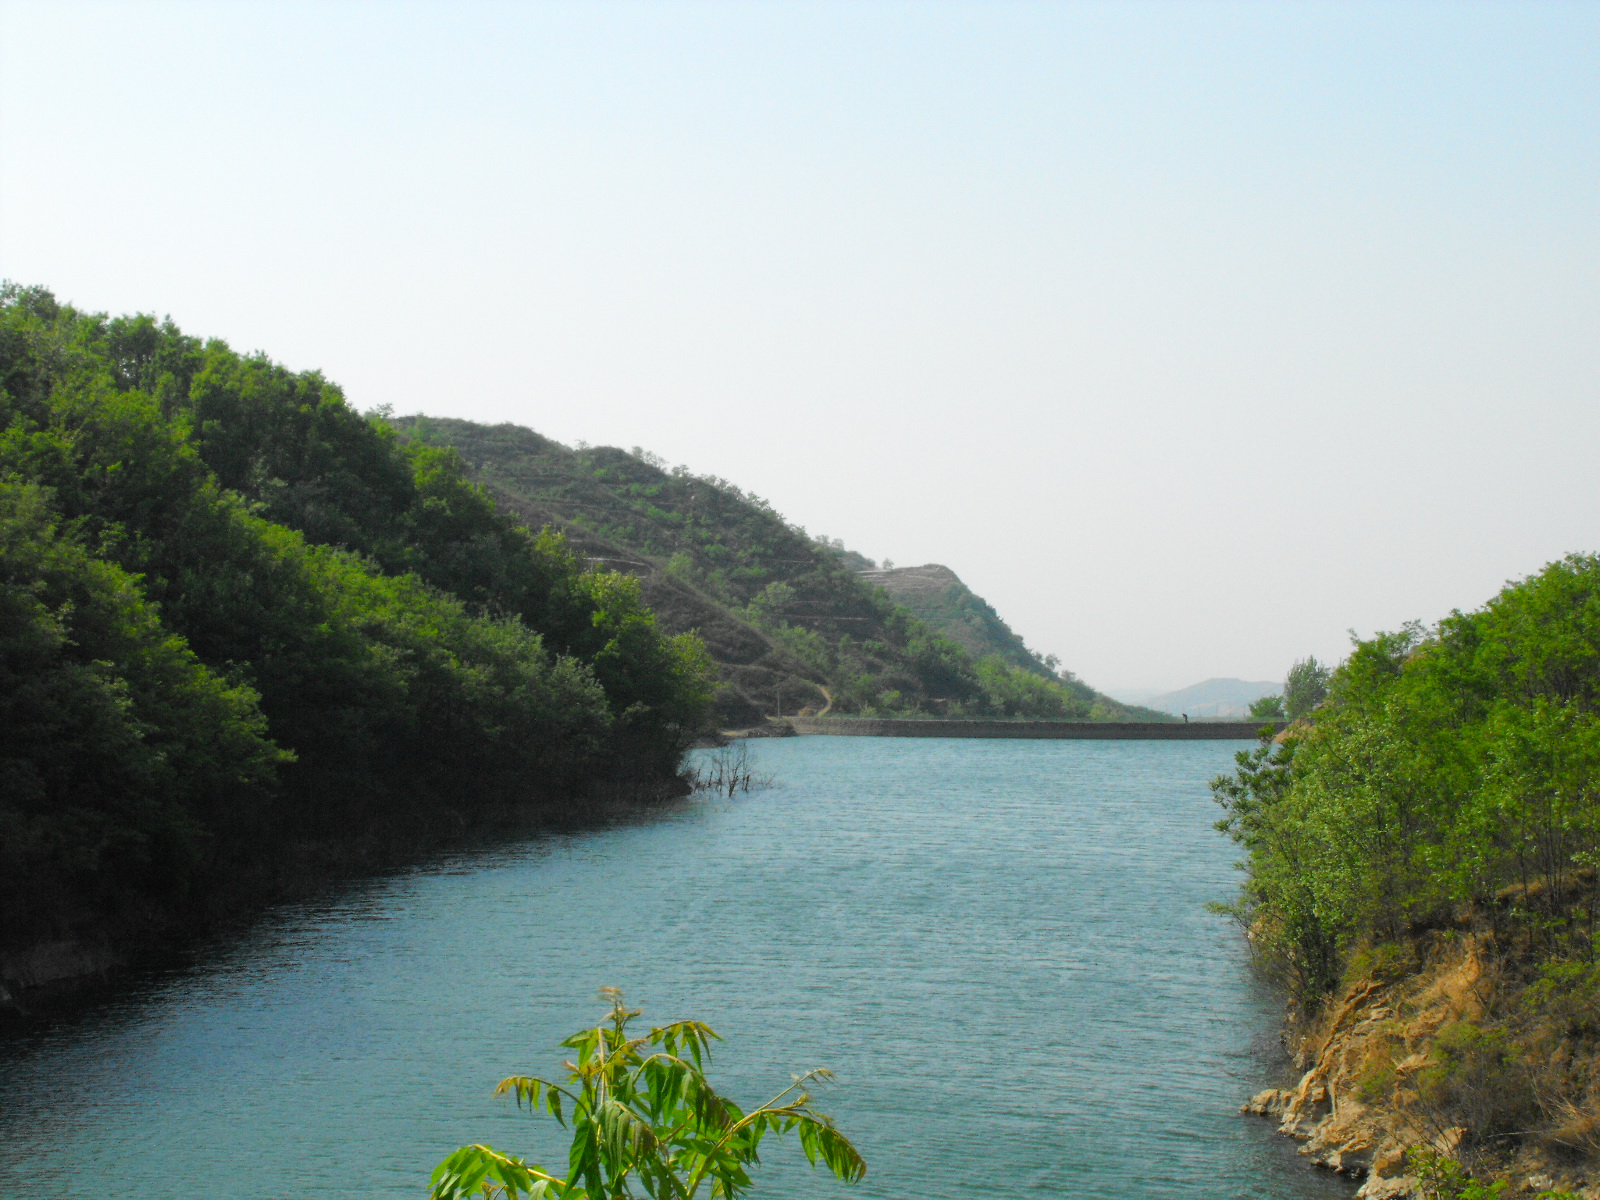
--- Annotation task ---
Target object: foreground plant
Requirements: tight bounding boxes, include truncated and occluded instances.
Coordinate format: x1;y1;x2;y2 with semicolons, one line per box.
1408;1147;1576;1200
430;989;865;1199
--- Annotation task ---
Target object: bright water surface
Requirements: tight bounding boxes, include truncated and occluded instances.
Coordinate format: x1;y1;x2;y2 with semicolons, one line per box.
0;737;1352;1199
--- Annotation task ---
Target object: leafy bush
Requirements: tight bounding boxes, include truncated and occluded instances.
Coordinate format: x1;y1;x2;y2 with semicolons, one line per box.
1213;557;1600;997
1248;694;1286;720
1524;958;1600;1037
1416;1022;1536;1139
1408;1147;1511;1200
431;990;864;1200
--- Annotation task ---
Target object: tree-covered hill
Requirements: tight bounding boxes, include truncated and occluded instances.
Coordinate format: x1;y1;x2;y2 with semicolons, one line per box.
1214;554;1600;1189
0;286;711;987
855;563;1056;675
853;561;1172;720
392;415;1163;723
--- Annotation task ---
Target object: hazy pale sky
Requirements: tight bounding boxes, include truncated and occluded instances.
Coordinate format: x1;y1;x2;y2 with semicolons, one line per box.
2;1;1595;696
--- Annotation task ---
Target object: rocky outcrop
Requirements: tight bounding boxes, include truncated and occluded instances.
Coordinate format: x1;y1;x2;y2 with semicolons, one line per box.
1242;937;1600;1198
1241;1069;1440;1198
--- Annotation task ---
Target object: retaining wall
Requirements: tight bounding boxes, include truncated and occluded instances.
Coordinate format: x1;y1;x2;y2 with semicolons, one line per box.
783;717;1282;740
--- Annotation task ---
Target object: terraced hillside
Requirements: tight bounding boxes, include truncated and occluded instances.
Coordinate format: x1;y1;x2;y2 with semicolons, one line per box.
856;563;1050;674
392;416;1166;725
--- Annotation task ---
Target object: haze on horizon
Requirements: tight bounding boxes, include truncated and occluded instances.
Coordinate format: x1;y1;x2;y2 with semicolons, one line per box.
1;0;1594;697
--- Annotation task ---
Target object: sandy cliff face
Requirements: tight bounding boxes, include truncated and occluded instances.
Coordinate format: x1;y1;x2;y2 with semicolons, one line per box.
1243;935;1600;1198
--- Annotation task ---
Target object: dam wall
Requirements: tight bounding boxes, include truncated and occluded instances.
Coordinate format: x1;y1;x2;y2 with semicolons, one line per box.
784;717;1282;740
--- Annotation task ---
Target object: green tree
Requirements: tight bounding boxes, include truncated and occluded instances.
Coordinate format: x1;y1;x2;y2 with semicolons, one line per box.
0;287;713;802
0;285;717;963
1248;694;1285;720
972;654;1089;719
1283;655;1331;719
0;478;285;946
1213;554;1600;1009
431;990;865;1200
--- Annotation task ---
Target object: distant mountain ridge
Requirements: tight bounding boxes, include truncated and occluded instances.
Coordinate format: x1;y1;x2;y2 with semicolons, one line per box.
393;416;1170;726
1143;677;1279;720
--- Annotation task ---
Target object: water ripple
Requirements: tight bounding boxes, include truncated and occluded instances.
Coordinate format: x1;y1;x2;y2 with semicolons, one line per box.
0;738;1352;1199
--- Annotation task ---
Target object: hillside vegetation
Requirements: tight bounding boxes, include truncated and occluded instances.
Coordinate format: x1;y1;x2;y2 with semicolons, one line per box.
393;416;1159;724
856;563;1059;675
0;287;711;988
1215;555;1600;1195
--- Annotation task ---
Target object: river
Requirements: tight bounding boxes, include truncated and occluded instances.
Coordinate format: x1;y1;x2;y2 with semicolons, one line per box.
0;737;1350;1199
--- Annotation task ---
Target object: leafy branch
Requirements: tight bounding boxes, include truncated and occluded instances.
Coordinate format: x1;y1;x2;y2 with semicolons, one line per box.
430;989;865;1200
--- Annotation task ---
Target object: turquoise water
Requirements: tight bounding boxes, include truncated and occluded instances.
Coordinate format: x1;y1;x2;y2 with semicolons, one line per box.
0;737;1349;1199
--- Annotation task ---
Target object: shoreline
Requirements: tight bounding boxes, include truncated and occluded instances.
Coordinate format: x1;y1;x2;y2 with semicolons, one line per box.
0;781;696;1023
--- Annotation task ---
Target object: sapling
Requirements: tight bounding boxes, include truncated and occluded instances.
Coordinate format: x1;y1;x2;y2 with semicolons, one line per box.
431;989;865;1200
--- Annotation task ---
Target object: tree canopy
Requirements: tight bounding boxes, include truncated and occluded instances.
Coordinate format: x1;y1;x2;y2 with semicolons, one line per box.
0;285;713;957
1212;555;1600;1169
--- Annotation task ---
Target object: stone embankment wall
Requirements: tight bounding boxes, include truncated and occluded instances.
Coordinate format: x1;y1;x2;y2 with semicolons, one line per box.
784;717;1282;740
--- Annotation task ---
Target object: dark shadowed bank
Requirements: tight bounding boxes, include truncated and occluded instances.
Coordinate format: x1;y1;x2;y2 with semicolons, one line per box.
0;286;714;1014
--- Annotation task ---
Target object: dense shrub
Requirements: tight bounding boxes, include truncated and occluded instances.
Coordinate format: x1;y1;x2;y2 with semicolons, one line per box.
0;284;713;954
1213;555;1600;1163
0;479;283;945
1214;558;1600;998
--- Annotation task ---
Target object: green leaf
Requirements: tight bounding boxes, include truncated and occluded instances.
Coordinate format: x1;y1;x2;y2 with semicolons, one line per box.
431;993;863;1200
